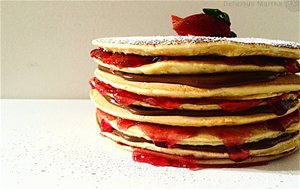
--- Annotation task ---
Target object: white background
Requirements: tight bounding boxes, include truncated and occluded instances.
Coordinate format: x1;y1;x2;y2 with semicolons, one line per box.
1;0;299;99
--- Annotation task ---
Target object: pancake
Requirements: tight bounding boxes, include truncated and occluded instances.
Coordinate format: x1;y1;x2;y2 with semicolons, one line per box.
100;129;300;162
103;134;299;169
119;97;225;111
104;93;266;111
97;88;298;115
91;89;300;127
93;57;286;75
92;36;300;58
90;77;299;119
95;69;300;98
103;95;297;117
97;110;300;146
112;139;299;167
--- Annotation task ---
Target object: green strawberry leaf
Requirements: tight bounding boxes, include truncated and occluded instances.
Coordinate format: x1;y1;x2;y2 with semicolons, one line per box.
203;8;231;25
229;31;237;37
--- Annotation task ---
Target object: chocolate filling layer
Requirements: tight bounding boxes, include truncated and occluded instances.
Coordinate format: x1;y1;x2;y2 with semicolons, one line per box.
127;104;273;116
98;65;283;88
103;95;298;116
112;130;299;153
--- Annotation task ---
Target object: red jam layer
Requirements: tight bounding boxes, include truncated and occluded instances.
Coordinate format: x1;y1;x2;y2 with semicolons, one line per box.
90;48;300;73
132;148;268;169
96;108;300;162
133;148;199;169
137;123;196;148
96;109;196;148
96;109;115;132
90;77;181;109
90;77;299;115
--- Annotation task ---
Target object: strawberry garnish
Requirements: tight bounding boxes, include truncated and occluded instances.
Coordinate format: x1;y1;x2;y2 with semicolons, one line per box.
219;99;263;112
172;8;236;37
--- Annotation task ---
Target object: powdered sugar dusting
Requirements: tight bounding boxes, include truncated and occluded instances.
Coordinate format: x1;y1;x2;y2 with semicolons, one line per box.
228;37;300;49
93;36;300;49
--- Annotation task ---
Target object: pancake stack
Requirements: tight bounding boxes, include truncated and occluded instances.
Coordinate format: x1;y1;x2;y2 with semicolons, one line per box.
89;36;300;168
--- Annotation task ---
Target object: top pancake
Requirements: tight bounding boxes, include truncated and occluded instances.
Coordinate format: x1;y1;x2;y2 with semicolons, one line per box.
92;36;300;58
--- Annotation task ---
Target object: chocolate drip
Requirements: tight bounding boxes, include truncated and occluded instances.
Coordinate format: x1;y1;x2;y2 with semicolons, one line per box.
112;130;299;153
98;65;282;88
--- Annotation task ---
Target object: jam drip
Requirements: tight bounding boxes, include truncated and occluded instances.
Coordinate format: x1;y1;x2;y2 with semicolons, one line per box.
90;48;300;74
133;148;199;169
90;77;299;116
226;147;250;162
208;124;252;162
132;148;268;169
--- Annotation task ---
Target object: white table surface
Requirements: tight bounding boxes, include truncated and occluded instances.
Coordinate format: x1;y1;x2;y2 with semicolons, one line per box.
1;99;299;189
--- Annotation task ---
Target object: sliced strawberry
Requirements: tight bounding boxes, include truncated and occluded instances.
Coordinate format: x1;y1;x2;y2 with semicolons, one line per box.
90;48;154;68
117;118;137;130
172;13;231;37
219;99;263;112
96;109;114;132
99;118;113;132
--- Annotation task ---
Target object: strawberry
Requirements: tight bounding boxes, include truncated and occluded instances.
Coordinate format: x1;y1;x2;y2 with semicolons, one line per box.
90;48;154;68
171;15;182;27
172;8;236;37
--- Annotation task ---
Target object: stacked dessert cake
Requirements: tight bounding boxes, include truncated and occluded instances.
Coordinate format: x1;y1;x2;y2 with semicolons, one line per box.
89;36;300;168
